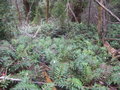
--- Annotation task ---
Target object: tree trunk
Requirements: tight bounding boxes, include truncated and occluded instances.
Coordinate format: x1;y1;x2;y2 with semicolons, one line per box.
46;0;49;23
102;0;107;43
15;0;22;25
97;0;103;40
23;0;30;23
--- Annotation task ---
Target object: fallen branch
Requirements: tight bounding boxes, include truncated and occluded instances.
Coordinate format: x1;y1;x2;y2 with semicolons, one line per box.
95;0;120;22
112;55;120;61
105;38;120;41
0;76;45;85
0;76;21;81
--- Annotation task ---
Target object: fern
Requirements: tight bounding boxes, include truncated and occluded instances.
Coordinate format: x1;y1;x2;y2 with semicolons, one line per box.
12;82;40;90
107;66;120;85
91;84;108;90
66;78;83;90
1;19;118;90
42;83;55;90
11;77;40;90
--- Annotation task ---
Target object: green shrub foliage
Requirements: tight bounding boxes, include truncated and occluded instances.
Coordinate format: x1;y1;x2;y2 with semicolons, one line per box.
1;21;120;89
0;0;120;89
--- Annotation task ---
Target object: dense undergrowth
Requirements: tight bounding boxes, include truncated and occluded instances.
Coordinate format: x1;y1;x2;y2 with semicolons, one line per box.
107;24;120;49
0;21;120;90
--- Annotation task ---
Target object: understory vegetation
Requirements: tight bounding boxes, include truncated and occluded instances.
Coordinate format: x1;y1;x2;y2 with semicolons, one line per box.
0;0;120;90
0;22;120;90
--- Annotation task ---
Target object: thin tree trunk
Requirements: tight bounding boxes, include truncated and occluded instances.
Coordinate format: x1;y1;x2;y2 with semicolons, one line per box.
88;0;92;29
97;0;103;40
46;0;49;23
15;0;22;25
102;0;107;43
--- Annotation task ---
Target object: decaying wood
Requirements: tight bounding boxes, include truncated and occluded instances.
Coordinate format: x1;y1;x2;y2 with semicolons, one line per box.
41;62;57;90
104;41;120;59
104;41;116;57
42;71;57;90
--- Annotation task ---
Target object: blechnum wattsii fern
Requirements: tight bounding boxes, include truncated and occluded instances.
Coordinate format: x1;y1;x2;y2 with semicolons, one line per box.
0;22;120;90
11;77;40;90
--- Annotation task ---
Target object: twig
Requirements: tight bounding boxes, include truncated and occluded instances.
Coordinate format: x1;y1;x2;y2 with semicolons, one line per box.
0;76;45;85
95;0;120;22
33;27;41;38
